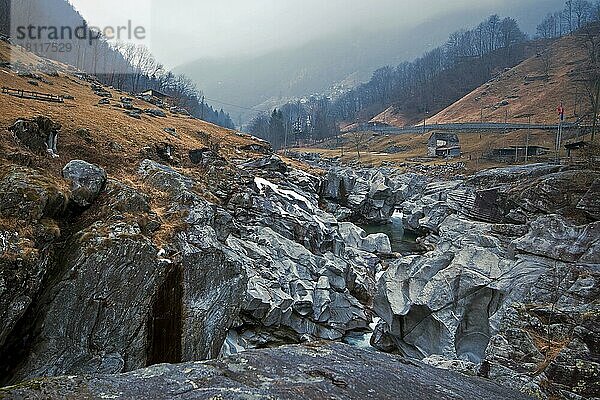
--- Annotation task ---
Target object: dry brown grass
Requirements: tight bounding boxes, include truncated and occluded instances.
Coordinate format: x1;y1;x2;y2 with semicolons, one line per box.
427;35;590;126
0;41;263;181
0;40;281;248
526;328;571;376
279;155;326;176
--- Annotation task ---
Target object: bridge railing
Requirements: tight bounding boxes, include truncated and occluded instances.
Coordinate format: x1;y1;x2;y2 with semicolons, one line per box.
348;121;581;134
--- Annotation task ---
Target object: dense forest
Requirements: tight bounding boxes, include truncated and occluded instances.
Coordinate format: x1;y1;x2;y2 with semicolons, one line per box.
0;0;235;129
249;0;600;149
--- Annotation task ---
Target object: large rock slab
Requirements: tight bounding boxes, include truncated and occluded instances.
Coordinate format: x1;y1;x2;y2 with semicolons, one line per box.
7;221;167;382
577;178;600;220
502;170;599;223
483;263;600;399
0;167;66;353
139;159;247;361
0;231;50;351
0;342;532;400
1;161;248;384
321;168;429;224
512;215;600;263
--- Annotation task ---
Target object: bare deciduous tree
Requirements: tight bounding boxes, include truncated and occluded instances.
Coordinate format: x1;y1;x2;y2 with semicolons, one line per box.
541;50;553;78
582;24;600;140
348;131;371;161
574;0;593;29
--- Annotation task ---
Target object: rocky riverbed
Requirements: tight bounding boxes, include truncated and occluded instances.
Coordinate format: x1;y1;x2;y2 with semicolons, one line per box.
0;141;598;399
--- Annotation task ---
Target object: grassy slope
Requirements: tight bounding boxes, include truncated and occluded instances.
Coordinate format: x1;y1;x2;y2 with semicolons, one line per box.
0;41;266;185
368;40;553;128
427;34;589;125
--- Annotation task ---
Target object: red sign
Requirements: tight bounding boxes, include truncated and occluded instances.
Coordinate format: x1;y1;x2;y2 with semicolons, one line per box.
557;105;565;121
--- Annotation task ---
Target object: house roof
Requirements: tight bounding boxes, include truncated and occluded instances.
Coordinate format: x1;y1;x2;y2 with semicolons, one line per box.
564;141;588;149
428;132;459;142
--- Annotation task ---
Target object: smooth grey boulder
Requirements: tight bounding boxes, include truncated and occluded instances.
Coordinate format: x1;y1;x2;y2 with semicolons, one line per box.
62;160;107;207
373;215;552;362
240;155;288;173
337;222;391;254
176;219;247;361
0;342;533;400
139;159;195;201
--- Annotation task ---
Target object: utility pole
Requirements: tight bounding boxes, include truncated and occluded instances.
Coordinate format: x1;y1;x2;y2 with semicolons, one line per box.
556;120;563;164
526;115;531;163
480;105;484;140
523;113;534;163
556;103;565;164
201;95;205;121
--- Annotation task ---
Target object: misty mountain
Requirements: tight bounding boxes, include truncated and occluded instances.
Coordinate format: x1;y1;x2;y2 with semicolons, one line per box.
175;0;564;125
176;14;470;124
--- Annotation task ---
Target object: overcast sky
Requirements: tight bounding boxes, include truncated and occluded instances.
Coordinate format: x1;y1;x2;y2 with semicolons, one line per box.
69;0;564;67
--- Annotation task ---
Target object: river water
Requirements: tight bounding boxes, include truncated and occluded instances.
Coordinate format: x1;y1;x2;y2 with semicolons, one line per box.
359;210;422;254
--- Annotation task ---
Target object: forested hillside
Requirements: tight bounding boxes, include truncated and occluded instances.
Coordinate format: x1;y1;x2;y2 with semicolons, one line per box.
250;1;600;149
248;14;531;147
0;0;235;128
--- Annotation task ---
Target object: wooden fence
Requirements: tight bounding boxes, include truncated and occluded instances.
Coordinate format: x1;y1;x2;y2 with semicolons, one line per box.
1;87;64;103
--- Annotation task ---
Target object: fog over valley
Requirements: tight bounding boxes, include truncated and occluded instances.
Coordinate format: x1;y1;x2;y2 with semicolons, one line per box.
69;0;565;124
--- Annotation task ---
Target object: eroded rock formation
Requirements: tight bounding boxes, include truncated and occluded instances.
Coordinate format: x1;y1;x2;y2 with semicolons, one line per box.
372;164;600;399
0;155;392;385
